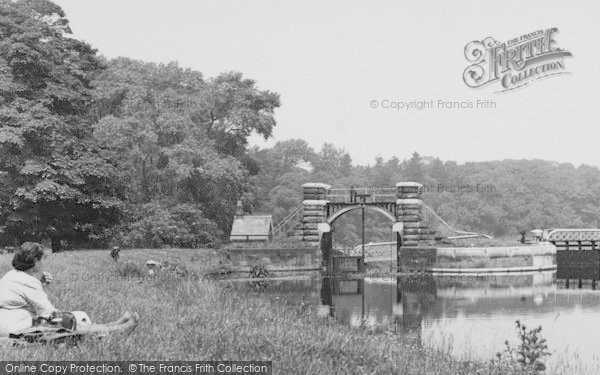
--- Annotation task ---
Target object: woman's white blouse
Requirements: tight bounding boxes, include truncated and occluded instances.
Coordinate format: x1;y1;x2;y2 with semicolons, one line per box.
0;269;56;317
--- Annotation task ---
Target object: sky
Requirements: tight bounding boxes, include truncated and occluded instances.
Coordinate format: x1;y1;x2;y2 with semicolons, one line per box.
53;0;600;167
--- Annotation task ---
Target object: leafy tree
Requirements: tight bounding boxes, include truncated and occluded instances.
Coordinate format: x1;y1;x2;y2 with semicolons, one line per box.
312;143;352;177
405;151;425;182
116;202;221;248
91;58;280;240
200;72;280;156
0;0;121;249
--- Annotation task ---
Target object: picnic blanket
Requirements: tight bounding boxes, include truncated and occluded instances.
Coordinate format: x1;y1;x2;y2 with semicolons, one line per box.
0;324;88;348
11;324;86;345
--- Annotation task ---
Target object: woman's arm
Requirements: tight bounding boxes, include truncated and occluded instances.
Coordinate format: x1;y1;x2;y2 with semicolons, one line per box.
21;282;58;318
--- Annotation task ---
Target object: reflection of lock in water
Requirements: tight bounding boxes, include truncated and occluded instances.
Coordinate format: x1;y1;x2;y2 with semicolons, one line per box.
396;275;436;332
332;256;364;273
397;247;436;272
320;277;364;313
333;279;363;295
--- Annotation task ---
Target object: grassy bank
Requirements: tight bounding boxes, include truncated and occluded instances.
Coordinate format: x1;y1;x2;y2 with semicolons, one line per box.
0;248;527;374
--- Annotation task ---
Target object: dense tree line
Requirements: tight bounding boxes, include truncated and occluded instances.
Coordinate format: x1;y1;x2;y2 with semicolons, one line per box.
251;142;600;248
0;0;279;249
0;1;598;249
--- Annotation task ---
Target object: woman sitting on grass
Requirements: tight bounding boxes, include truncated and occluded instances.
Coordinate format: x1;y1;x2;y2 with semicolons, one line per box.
0;242;138;338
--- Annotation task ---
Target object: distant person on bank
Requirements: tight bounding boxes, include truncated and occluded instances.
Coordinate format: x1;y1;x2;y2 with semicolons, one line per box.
0;242;138;337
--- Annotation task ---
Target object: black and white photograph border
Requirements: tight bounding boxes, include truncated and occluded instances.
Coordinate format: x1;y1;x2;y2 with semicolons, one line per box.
0;1;599;374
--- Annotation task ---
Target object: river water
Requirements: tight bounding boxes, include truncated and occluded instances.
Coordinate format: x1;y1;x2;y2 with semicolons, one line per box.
229;267;600;372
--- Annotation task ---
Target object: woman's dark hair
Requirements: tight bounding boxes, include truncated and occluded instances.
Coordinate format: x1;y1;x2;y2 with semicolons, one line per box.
12;242;45;271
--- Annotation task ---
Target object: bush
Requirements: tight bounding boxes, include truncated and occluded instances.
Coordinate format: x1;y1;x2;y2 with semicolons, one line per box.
116;202;222;248
249;264;269;278
495;320;551;373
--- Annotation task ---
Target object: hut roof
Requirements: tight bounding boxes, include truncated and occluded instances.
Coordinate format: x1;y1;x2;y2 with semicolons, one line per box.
230;215;273;241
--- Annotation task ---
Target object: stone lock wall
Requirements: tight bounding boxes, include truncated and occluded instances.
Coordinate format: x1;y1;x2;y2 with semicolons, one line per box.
395;182;434;247
224;248;322;272
301;183;331;246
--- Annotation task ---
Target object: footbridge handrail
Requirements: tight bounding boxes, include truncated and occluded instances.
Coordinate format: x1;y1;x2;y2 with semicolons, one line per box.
422;203;493;240
273;204;303;237
546;228;600;242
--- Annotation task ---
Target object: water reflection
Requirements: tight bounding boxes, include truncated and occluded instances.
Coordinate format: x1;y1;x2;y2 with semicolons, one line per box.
228;268;600;370
319;271;600;369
